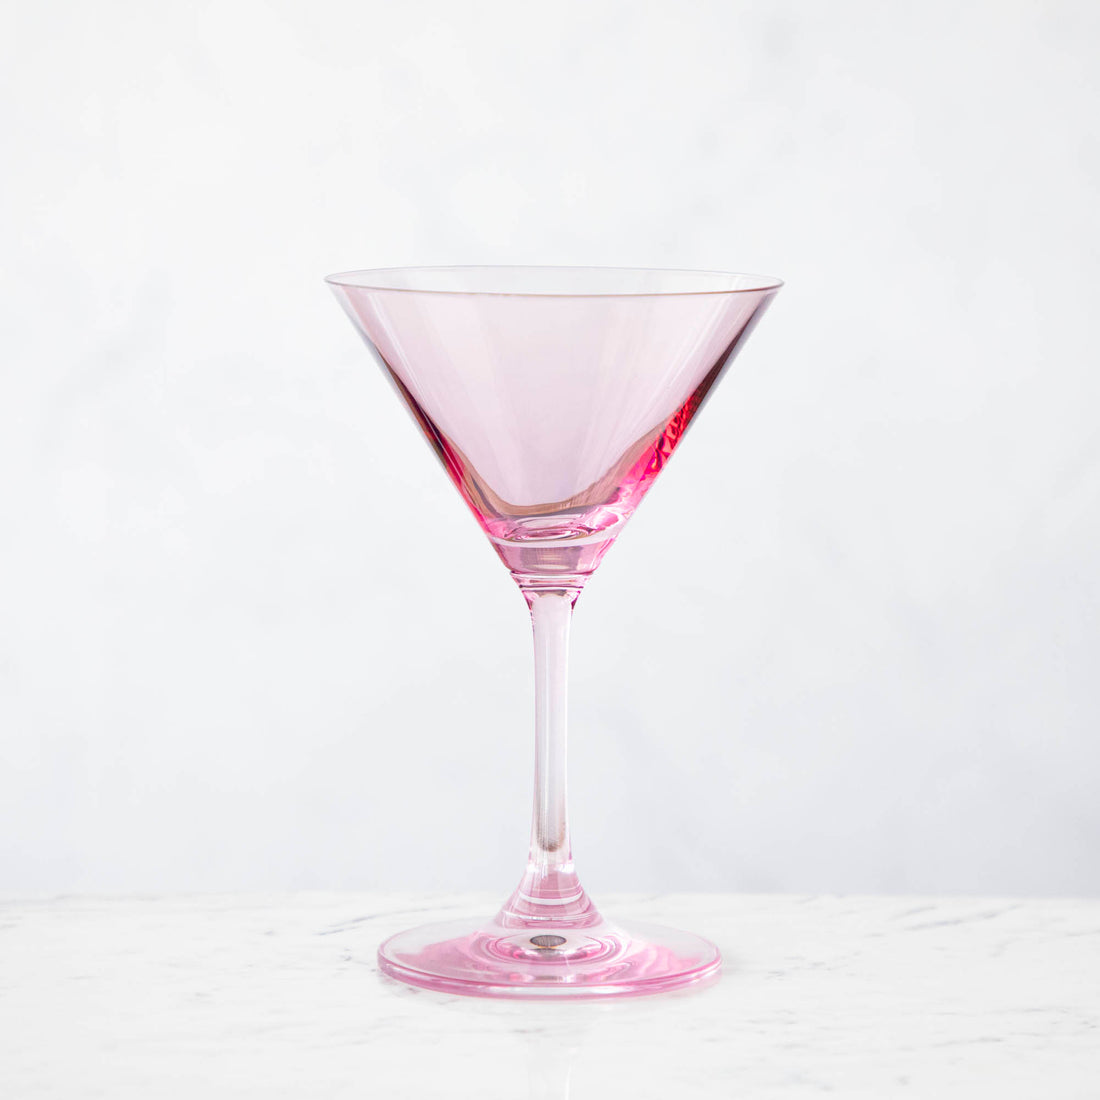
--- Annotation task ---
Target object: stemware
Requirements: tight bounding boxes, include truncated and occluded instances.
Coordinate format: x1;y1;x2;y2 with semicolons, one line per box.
327;266;781;997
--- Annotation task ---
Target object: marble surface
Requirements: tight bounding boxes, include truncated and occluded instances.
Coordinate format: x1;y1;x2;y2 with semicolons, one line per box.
2;892;1098;1098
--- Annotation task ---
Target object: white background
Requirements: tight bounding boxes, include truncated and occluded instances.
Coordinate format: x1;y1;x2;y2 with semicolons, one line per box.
2;0;1097;897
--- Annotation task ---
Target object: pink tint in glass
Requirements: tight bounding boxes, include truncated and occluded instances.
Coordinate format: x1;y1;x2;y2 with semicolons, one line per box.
327;267;781;998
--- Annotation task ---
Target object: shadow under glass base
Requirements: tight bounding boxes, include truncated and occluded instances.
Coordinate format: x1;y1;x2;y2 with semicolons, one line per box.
378;915;721;999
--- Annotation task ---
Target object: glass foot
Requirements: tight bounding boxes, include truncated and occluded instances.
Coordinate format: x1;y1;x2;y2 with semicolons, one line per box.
378;915;721;999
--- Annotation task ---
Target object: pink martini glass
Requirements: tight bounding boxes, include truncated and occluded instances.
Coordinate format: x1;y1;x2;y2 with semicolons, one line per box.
327;267;781;998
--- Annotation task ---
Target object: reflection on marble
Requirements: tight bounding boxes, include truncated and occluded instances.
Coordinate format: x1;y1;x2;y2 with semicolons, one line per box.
1;893;1098;1097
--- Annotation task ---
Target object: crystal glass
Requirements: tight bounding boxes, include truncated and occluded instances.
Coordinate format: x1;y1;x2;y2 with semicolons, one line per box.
326;266;781;997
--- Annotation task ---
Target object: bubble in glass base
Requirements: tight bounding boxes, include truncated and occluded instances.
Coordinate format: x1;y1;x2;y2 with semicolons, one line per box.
377;916;721;999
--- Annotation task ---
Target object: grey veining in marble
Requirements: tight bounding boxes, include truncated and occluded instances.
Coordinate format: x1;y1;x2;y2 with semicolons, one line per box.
1;893;1098;1097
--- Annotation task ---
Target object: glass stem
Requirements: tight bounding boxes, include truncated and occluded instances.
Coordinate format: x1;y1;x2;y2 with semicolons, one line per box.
528;588;575;871
499;585;597;927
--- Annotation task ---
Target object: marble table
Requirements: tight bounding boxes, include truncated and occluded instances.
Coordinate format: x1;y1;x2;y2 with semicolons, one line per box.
2;892;1098;1097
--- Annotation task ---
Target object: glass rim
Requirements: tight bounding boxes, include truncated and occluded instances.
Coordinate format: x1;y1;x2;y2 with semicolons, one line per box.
323;265;784;298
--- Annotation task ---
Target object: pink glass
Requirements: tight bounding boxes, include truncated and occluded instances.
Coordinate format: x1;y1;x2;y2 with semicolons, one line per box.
327;267;781;998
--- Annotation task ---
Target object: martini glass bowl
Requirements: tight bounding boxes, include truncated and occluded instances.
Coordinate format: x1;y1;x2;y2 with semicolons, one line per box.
327;266;781;998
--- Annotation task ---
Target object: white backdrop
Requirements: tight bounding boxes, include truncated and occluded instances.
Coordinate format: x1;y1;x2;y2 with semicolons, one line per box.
2;0;1098;897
